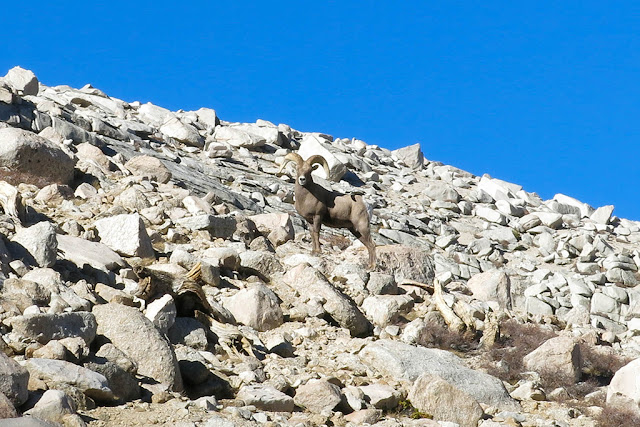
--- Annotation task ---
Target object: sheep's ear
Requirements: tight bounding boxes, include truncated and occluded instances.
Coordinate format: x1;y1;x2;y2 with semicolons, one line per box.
312;164;320;171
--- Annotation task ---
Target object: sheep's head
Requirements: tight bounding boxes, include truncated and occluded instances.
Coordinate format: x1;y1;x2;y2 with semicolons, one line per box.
278;153;331;186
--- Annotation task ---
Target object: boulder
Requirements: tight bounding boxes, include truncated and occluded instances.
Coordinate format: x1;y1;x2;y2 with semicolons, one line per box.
57;234;126;272
293;379;342;413
145;294;177;335
9;312;97;345
359;383;402;410
0;352;29;407
92;303;183;391
213;125;266;149
392;143;424;170
0;127;75;184
361;294;414;326
222;283;283;331
376;245;435;284
25;358;113;402
94;213;155;258
10;221;58;268
408;373;483;427
236;384;294;412
160;117;204;147
607;358;640;413
360;340;519;410
282;263;371;337
5;66;39;95
524;336;582;384
239;250;283;278
124;155;172;184
467;270;512;310
24;389;76;424
424;181;460;202
0;391;17;419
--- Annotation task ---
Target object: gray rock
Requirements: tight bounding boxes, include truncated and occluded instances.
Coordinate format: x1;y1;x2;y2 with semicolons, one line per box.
467;270;512;310
359;383;401;410
160;117;204;148
213;125;266;149
0;391;18;419
24;389;76;424
176;214;237;239
0;352;29;407
167;318;209;350
478;176;520;202
0;127;75;184
424;181;460;202
9;312;97;345
145;294;177;335
0;82;14;104
94;213;155;258
282;263;371;337
591;292;619;315
10;221;57;268
533;212;564;229
591;205;614;225
236;384;294;412
344;409;382;425
293;379;342;413
392;143;424;170
174;346;210;385
125;155;172;184
476;207;508;225
376;245;435;284
137;102;172;126
0;417;58;426
75;142;112;173
57;234;126;272
523;336;582;384
249;212;294;246
92;303;183;391
525;296;554;316
367;272;397;295
408;373;483;427
239;250;283;277
360;340;519;410
223;284;283;332
5;66;39;95
607;358;640;414
361;294;414;326
25;358;113;402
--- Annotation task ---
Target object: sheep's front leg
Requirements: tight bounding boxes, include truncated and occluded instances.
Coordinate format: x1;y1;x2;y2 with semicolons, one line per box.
310;215;323;254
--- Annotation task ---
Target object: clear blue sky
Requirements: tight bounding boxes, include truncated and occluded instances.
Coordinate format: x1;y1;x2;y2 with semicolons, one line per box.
3;2;640;220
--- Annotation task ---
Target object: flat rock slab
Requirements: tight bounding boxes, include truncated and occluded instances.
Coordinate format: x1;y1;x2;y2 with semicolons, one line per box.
9;312;97;345
360;339;519;411
92;303;183;391
25;358;113;402
57;234;126;272
236;384;294;412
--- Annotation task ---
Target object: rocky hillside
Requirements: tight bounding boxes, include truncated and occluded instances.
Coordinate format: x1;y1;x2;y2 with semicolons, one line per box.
0;65;639;427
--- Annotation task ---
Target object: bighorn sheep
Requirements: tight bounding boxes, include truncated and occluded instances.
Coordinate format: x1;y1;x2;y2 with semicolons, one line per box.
278;153;376;268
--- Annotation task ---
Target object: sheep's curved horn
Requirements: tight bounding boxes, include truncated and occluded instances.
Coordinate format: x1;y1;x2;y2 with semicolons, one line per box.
306;155;331;180
278;152;304;175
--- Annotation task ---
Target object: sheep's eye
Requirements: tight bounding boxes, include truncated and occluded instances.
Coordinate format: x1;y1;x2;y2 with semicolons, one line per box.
312;164;320;171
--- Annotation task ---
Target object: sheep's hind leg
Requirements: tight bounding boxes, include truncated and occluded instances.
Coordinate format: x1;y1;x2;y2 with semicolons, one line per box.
351;228;377;269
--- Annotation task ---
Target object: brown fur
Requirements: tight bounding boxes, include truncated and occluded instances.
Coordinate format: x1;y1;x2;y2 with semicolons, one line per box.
278;153;376;268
